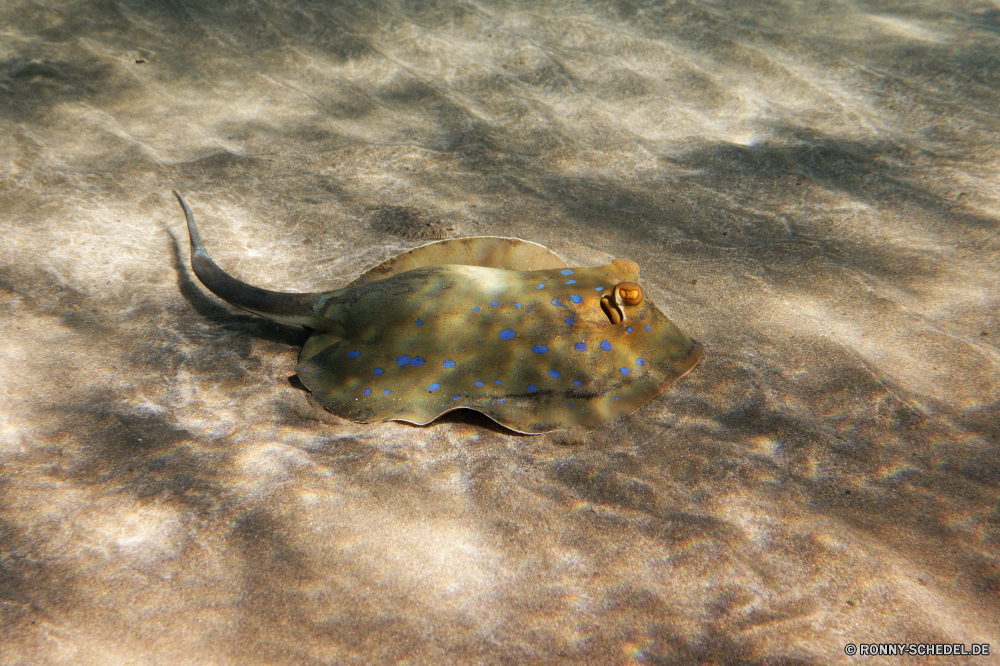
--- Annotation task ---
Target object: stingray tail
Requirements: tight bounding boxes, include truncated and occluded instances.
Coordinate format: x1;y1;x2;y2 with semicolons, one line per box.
173;190;325;328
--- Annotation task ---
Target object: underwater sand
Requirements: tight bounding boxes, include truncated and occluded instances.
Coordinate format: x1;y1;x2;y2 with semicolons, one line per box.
1;0;998;663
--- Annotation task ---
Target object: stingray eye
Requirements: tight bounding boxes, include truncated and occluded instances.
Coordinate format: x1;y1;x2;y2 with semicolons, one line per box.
615;282;643;306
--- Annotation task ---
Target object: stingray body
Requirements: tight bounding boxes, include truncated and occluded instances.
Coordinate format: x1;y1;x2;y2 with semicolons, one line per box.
174;191;702;433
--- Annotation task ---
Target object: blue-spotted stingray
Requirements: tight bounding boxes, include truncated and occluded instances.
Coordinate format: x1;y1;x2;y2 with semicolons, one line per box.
174;191;703;433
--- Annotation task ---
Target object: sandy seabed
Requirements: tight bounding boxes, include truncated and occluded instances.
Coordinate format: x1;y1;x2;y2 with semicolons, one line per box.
1;1;999;664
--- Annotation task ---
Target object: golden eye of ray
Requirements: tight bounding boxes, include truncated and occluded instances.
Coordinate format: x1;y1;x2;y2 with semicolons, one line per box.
615;282;643;306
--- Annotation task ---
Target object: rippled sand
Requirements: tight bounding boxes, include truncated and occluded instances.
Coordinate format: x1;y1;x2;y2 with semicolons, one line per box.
1;1;998;664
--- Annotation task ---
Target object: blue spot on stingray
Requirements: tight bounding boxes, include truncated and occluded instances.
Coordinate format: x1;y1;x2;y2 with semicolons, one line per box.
374;368;384;376
396;355;412;366
383;389;391;395
536;283;545;290
620;367;630;375
569;402;574;407
626;326;633;334
443;359;456;369
636;358;645;366
548;369;562;378
573;379;583;386
561;269;574;275
595;286;604;291
565;317;575;325
600;340;612;351
532;345;549;354
495;380;503;385
347;350;361;359
615;396;620;401
565;279;576;284
499;329;516;340
452;396;460;402
428;383;441;391
491;300;499;306
574;342;587;352
363;388;372;396
342;389;346;393
515;302;523;308
498;399;505;404
416;319;423;327
527;384;538;392
410;356;425;367
569;295;582;304
550;299;565;307
474;381;485;387
645;325;651;332
473;306;480;311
